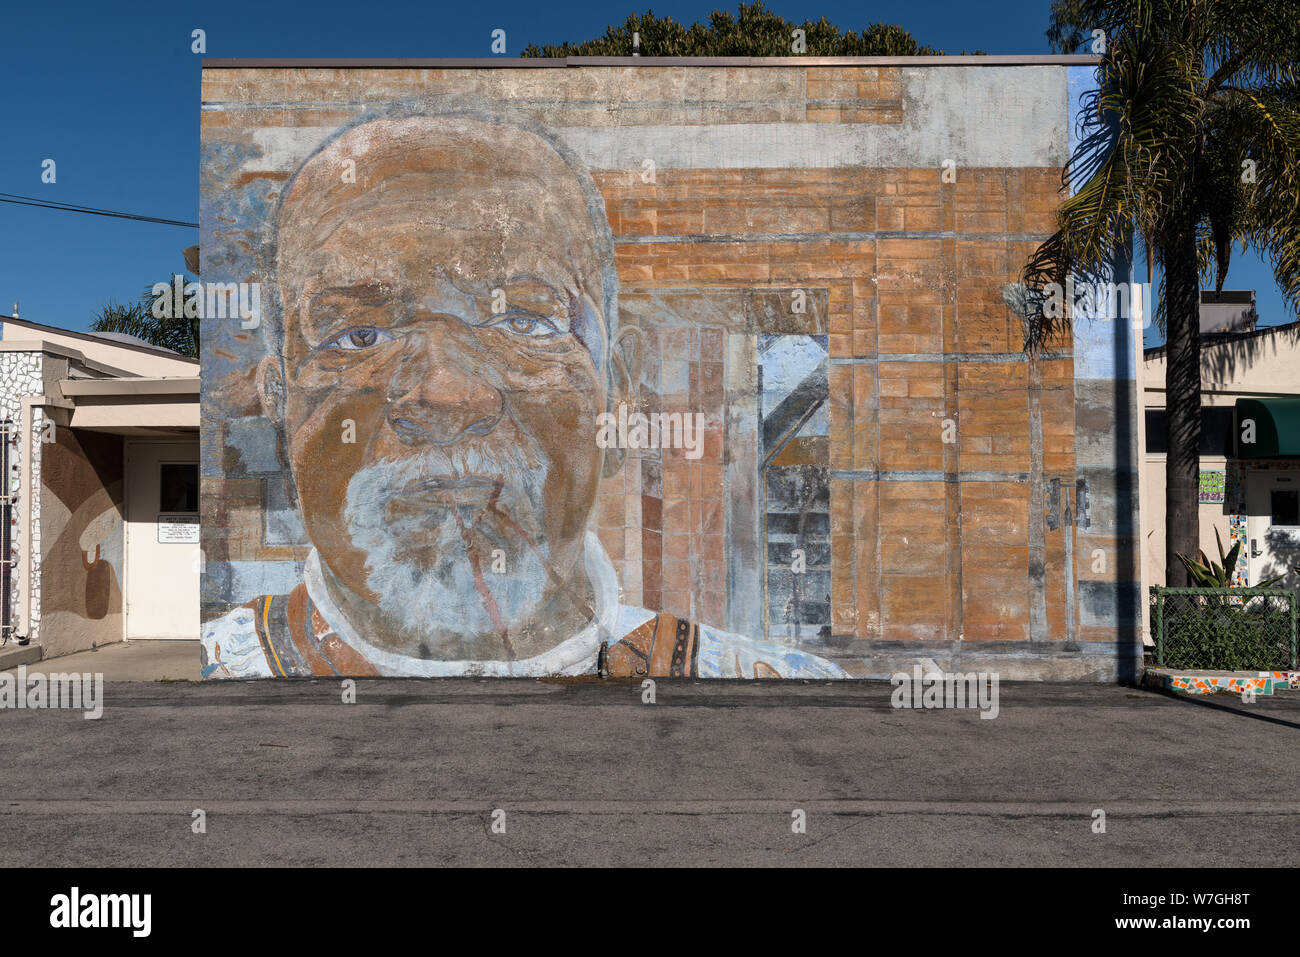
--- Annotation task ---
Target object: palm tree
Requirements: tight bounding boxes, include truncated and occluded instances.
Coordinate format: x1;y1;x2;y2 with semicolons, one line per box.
1022;0;1300;584
90;273;198;358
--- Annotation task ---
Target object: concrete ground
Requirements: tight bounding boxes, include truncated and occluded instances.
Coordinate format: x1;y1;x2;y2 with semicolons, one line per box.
0;639;201;681
2;650;1298;866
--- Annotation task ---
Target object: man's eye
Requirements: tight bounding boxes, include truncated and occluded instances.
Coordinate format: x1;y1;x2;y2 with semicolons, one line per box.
322;328;394;351
492;313;564;339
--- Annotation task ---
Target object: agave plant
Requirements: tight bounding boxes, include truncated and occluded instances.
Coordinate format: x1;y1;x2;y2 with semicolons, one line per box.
1176;527;1286;588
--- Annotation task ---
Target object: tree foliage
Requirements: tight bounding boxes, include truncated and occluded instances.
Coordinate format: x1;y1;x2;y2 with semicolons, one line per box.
90;274;199;358
522;2;953;57
1024;0;1300;347
1021;0;1300;584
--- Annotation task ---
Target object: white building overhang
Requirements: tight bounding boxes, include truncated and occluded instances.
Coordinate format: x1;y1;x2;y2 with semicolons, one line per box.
58;377;200;434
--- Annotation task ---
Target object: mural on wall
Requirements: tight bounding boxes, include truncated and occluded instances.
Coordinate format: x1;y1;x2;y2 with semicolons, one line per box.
200;65;1138;681
201;107;844;678
40;428;124;657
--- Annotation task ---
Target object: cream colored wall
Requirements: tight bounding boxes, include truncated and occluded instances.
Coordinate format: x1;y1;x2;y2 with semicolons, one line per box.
1141;456;1235;589
1141;457;1162;593
1143;323;1300;402
1141;322;1300;590
0;320;197;378
60;378;200;429
67;397;199;430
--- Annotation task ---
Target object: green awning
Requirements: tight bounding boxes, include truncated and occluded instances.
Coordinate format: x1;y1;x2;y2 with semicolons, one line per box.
1236;397;1300;457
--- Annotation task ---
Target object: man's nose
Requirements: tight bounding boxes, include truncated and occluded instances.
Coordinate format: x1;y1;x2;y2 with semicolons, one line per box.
386;326;503;446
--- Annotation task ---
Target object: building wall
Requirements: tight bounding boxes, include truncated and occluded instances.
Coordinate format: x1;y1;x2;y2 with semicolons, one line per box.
0;318;199;378
199;62;1138;679
1142;455;1300;590
1143;322;1300;400
0;349;43;643
0;338;194;656
1141;322;1300;591
39;428;125;656
1141;454;1237;592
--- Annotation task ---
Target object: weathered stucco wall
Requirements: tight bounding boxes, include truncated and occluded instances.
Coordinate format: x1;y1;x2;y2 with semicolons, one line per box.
39;428;125;657
198;61;1139;680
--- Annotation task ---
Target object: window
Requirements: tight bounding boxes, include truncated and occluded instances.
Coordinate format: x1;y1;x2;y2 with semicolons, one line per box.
1144;407;1235;455
160;463;199;513
1271;489;1300;527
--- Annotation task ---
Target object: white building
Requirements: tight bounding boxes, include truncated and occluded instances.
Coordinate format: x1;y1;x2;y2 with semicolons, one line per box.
1140;299;1300;592
0;313;198;668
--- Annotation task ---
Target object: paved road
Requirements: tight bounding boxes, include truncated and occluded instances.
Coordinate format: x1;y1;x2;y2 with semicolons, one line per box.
2;678;1296;866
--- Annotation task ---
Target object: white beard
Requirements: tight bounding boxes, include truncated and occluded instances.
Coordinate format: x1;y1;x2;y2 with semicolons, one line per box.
342;440;554;647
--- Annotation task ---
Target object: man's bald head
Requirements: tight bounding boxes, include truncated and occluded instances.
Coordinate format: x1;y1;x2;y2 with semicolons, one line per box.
266;112;618;370
252;108;642;662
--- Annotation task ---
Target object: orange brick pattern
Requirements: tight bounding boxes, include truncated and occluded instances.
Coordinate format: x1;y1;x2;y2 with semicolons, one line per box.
592;162;1078;643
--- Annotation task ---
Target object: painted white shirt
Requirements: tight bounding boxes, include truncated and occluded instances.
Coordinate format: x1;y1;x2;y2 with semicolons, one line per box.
201;532;847;679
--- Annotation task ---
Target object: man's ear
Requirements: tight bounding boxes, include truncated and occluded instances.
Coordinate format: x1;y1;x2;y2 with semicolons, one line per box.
602;325;644;479
609;324;643;405
256;355;286;429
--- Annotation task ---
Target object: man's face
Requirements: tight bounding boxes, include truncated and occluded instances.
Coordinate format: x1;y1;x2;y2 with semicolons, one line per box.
268;116;612;655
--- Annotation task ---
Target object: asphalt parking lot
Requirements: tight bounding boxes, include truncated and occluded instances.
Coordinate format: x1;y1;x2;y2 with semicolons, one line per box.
2;673;1297;866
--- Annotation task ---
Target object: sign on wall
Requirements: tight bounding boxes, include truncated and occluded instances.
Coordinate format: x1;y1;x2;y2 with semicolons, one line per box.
157;515;200;544
1198;470;1226;505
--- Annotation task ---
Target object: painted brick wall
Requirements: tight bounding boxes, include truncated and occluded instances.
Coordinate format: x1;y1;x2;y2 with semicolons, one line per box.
199;61;1139;680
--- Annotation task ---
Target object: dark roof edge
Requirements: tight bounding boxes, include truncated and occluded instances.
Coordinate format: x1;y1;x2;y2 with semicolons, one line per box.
202;54;1100;69
0;315;200;364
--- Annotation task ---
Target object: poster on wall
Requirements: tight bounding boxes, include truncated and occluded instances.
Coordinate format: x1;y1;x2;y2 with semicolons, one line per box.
1198;470;1226;505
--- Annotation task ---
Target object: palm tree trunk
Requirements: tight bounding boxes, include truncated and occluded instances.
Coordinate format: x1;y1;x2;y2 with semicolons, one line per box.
1164;226;1202;585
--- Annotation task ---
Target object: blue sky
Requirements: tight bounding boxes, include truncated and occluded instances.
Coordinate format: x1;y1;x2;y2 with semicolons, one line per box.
0;0;1291;345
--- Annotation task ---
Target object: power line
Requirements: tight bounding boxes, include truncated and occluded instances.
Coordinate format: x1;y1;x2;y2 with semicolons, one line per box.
0;192;197;228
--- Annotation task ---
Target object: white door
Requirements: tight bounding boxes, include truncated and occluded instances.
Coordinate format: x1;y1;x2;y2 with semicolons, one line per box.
1245;471;1300;587
125;442;200;638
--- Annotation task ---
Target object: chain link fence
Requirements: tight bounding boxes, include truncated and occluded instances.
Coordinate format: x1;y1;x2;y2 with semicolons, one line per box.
1150;587;1298;671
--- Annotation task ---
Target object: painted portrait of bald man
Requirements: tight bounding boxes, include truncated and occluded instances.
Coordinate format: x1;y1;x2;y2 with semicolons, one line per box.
201;109;845;680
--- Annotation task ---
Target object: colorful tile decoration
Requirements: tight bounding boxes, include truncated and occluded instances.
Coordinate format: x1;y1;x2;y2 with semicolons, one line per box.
1142;669;1299;696
1218;459;1300;586
1227;463;1249;587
